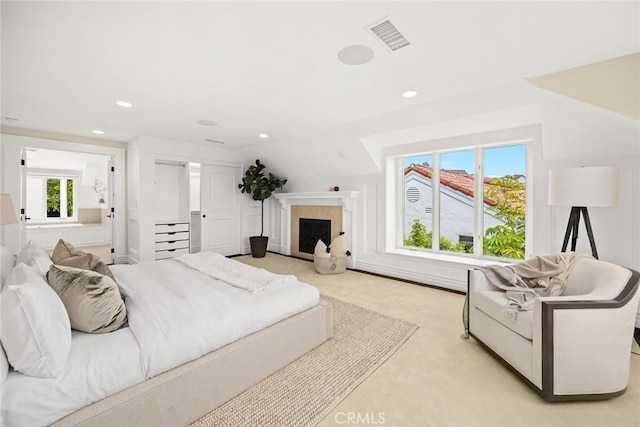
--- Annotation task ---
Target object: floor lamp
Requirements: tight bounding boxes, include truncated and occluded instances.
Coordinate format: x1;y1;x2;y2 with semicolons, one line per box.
548;167;618;259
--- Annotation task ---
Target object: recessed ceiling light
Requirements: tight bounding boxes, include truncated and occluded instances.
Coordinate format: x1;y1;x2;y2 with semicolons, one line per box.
258;133;269;139
402;90;418;98
337;45;375;66
116;100;133;108
92;130;105;135
197;120;217;126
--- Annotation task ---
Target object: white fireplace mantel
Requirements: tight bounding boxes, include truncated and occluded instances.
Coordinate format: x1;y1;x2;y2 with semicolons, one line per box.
274;191;360;212
274;191;360;266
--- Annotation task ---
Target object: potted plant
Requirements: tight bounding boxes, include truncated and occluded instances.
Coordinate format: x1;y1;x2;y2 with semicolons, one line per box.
238;159;287;257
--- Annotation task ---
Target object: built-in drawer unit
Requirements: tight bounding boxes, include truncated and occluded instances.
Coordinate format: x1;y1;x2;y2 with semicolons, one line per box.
155;221;190;260
155;223;189;234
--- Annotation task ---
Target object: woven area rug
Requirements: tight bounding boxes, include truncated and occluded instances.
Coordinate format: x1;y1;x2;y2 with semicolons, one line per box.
191;297;418;427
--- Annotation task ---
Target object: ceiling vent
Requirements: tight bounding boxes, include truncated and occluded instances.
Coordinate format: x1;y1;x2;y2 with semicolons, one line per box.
367;19;410;51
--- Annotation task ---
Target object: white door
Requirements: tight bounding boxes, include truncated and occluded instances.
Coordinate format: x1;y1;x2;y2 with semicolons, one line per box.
105;158;115;263
19;147;27;247
200;164;241;255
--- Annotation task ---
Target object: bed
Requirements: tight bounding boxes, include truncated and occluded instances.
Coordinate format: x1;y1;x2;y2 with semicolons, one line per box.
0;242;333;427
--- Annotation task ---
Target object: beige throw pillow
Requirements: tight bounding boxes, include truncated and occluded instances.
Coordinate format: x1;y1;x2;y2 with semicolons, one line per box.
47;265;127;334
51;239;115;281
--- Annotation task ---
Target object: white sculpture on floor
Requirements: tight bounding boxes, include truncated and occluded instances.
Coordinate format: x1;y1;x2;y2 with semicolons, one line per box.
313;233;350;275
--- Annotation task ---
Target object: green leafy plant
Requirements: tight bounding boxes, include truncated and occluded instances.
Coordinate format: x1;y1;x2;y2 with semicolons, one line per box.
46;178;73;218
238;159;287;237
404;219;467;253
483;175;525;260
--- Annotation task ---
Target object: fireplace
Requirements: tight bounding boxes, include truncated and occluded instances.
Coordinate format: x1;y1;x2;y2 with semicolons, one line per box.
299;218;331;254
288;205;342;260
274;191;359;264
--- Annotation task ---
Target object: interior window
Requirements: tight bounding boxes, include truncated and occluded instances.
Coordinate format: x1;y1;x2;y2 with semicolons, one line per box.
26;172;78;222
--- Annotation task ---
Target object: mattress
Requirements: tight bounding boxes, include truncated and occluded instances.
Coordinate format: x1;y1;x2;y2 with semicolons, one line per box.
1;328;144;427
1;254;320;427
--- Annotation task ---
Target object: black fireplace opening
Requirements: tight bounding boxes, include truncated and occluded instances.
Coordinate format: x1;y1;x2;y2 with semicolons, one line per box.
299;218;331;254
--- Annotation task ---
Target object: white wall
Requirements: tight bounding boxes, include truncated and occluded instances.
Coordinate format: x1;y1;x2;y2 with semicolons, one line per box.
0;138;5;245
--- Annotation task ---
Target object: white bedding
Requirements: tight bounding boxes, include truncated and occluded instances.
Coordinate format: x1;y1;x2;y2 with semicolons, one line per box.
174;251;297;293
113;254;319;378
0;253;320;427
1;328;144;427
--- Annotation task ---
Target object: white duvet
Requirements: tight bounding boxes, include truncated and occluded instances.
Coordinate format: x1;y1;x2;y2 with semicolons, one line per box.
112;252;319;378
1;252;319;426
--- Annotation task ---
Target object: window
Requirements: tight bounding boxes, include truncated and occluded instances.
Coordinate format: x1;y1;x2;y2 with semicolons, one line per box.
402;143;527;260
26;169;78;222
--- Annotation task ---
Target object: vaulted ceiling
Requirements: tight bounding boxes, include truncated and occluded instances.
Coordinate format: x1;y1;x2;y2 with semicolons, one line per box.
2;2;638;177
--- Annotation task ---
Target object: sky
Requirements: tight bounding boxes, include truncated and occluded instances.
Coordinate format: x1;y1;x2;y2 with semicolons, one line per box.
403;144;526;177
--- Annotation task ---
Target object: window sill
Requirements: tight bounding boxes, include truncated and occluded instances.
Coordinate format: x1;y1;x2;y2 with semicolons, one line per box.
27;223;105;229
385;247;511;268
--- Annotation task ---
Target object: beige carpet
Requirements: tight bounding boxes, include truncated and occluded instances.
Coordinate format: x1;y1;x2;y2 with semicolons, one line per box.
196;254;639;427
191;296;418;427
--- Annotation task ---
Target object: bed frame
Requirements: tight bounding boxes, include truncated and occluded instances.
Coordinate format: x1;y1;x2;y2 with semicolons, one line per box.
52;299;333;427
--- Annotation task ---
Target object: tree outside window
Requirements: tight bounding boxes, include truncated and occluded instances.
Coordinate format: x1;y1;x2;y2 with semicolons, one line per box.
46;178;74;218
26;172;77;222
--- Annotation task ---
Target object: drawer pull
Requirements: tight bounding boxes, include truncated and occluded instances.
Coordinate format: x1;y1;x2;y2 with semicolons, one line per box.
168;249;176;252
168;241;175;244
167;224;176;227
167;232;176;235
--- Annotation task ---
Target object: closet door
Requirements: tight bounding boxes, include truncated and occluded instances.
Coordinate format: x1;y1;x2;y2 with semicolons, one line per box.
200;164;241;256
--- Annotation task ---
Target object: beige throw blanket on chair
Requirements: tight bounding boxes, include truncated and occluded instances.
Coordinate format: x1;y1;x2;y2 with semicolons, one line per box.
478;252;589;321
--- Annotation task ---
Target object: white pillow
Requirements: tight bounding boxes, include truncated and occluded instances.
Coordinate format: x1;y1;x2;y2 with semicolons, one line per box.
15;240;52;279
1;245;16;288
1;263;71;378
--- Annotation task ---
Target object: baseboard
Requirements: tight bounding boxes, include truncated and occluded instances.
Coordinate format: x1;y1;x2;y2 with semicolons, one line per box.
355;259;466;293
117;256;139;265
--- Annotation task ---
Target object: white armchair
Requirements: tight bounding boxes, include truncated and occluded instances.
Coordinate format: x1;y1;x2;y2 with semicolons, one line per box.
467;257;640;401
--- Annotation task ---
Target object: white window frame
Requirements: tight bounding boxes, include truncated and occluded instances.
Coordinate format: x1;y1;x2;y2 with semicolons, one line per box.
385;128;535;264
26;168;80;223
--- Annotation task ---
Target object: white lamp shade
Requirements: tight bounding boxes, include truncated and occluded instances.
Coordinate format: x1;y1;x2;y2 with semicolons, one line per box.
0;193;18;225
548;166;618;207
